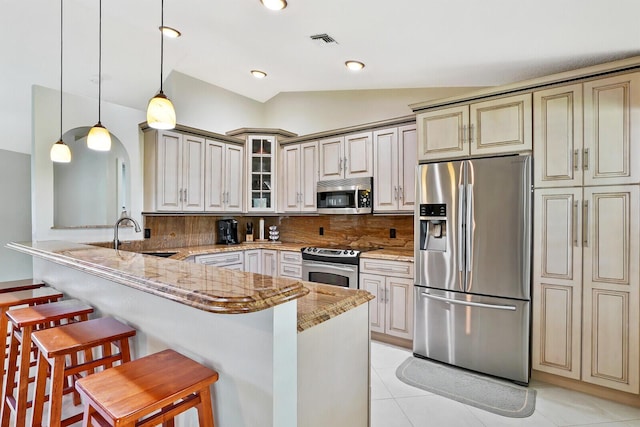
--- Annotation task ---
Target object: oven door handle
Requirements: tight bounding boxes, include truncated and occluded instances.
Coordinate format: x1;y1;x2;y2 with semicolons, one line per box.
302;262;357;272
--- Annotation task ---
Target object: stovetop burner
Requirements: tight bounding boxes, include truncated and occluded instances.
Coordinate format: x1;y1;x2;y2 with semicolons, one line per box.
301;246;373;265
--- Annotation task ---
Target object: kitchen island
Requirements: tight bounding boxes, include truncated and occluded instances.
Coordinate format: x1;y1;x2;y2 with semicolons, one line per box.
7;241;373;427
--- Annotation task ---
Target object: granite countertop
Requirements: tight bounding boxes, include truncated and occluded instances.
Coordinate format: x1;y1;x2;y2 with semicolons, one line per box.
7;241;376;333
154;242;307;261
7;241;309;315
297;282;374;332
361;248;414;262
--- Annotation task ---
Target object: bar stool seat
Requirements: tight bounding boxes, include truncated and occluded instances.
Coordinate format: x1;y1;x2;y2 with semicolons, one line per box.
0;279;46;294
30;316;137;427
75;349;219;427
1;299;93;427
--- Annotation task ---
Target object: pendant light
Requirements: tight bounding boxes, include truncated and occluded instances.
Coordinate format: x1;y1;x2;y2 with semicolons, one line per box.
50;0;71;163
146;0;176;130
87;0;112;151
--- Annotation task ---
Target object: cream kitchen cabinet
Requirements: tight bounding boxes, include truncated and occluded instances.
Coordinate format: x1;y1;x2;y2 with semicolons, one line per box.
246;135;277;212
360;259;414;340
534;73;640;188
143;130;205;212
279;250;302;279
532;185;640;393
416;93;532;161
242;249;277;277
204;140;244;212
262;249;278;277
373;124;416;212
194;251;244;271
319;132;373;181
244;249;261;273
281;141;318;213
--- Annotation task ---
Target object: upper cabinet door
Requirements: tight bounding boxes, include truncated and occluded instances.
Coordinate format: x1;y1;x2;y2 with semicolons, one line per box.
156;131;183;211
583;72;640;186
300;141;318;212
417;105;469;161
281;145;300;212
225;144;244;212
344;132;373;178
373;128;399;212
318;136;344;181
470;93;532;157
181;135;206;211
204;140;225;211
533;84;584;188
398;124;417;211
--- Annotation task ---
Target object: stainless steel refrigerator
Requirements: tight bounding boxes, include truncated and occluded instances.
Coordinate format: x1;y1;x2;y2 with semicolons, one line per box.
413;155;532;384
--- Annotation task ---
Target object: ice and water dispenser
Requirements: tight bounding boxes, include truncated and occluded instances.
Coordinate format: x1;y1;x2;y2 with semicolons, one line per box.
419;204;447;252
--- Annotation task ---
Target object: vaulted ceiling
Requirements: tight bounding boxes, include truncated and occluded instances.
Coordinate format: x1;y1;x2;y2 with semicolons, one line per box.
2;0;639;152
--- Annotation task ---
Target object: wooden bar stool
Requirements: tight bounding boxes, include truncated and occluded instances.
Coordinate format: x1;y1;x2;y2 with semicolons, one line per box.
75;349;219;427
0;279;46;294
0;287;63;404
30;317;137;427
1;299;93;427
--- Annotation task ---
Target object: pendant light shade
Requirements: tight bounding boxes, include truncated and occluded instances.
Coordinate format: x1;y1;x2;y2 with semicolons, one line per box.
87;122;112;151
50;139;71;163
147;92;176;129
87;0;111;151
51;0;72;163
147;0;176;130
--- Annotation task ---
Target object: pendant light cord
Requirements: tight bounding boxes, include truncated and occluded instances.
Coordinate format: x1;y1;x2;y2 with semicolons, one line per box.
98;0;102;122
160;0;164;93
59;0;63;140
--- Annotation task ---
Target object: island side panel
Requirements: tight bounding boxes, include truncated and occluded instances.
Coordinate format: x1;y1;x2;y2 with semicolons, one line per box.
297;302;370;427
33;257;297;427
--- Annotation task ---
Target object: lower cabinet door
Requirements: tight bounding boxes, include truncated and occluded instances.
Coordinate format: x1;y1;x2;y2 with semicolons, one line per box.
360;273;384;333
385;276;414;340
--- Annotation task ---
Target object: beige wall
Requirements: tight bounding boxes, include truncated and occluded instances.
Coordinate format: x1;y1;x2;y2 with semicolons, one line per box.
166;71;266;134
263;87;481;135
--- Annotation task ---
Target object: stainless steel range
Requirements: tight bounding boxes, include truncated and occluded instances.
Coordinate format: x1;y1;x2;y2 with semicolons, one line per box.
301;247;363;289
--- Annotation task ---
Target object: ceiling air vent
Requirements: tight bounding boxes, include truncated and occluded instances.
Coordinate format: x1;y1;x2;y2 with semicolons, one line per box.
310;33;338;45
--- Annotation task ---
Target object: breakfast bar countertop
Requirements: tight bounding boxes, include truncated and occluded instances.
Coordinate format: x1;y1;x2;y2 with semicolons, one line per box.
7;241;309;315
7;241;374;332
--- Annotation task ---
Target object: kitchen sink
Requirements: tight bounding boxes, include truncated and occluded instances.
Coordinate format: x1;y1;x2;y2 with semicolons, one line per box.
141;251;178;258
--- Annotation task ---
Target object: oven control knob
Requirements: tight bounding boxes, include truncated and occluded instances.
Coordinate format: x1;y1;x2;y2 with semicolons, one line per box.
343;250;348;254
350;250;355;255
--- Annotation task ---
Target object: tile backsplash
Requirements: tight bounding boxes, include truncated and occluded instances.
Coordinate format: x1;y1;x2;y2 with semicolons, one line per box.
92;214;413;251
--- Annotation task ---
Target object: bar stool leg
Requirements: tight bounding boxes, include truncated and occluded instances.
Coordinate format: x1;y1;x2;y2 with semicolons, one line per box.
197;387;215;427
14;324;34;426
1;325;20;426
31;350;49;427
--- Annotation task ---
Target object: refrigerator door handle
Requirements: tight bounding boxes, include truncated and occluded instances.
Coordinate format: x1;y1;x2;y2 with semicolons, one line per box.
458;184;465;272
420;292;517;311
466;184;473;274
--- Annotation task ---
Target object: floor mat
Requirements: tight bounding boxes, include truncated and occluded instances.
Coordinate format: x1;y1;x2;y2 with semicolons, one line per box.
396;356;536;418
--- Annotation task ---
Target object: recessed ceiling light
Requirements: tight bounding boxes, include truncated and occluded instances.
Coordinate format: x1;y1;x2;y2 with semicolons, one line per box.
345;60;365;71
159;26;181;38
260;0;287;11
251;70;267;79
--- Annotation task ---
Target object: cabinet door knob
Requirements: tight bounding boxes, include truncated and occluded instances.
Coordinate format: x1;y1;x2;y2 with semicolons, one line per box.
179;189;183;203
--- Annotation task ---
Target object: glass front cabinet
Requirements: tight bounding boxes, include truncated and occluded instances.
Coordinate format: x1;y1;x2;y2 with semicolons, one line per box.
249;135;275;211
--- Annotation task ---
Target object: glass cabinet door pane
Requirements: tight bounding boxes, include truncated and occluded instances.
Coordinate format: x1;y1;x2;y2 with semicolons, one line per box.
263;158;271;173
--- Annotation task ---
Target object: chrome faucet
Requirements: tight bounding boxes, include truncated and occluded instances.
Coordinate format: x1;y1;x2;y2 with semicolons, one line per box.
114;215;141;250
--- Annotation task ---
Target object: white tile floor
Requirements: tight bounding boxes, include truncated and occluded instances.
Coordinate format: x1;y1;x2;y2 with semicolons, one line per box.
371;340;640;427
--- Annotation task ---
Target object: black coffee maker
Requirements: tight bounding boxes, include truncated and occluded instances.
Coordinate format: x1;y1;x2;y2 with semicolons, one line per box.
217;219;239;244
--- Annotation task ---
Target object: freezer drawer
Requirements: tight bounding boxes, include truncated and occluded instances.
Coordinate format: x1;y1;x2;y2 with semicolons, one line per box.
413;288;530;384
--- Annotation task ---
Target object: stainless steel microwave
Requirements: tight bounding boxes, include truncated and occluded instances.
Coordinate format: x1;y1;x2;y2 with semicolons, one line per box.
316;177;372;214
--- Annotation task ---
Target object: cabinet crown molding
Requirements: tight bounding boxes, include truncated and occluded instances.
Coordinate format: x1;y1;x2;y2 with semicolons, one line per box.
410;55;640;113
